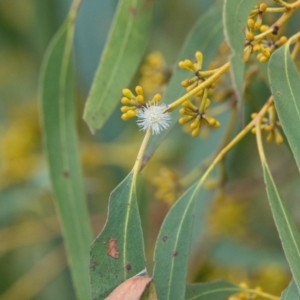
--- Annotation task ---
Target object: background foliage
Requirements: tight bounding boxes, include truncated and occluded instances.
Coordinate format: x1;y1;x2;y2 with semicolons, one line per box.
1;0;300;299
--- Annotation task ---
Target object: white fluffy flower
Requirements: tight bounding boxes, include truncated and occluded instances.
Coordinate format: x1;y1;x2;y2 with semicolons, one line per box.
137;103;171;135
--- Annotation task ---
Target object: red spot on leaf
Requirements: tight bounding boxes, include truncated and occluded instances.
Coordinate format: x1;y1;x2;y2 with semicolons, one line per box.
130;6;137;17
107;239;119;259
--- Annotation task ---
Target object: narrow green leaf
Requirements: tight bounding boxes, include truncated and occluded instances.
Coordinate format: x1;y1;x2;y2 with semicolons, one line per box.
281;280;300;300
185;280;243;300
223;0;257;104
268;43;300;172
262;162;300;293
143;5;224;164
153;182;210;300
90;172;146;299
39;9;93;300
83;0;154;132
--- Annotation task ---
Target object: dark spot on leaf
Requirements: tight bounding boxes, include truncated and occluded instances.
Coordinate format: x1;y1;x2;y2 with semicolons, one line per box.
272;25;279;35
173;251;178;257
130;6;137;17
126;263;132;271
276;91;281;96
91;261;99;270
63;171;69;178
162;236;168;242
107;239;119;259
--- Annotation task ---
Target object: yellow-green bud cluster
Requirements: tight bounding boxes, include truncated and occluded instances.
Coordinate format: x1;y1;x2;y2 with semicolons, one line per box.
178;51;207;95
251;105;283;144
153;168;181;206
179;98;220;137
244;3;288;63
139;52;170;95
120;86;162;121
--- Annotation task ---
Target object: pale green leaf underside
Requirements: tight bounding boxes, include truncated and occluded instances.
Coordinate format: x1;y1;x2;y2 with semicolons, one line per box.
262;163;300;293
185;280;243;300
143;5;224;166
90;172;146;299
268;43;300;173
83;0;154;131
39;18;93;300
281;280;300;300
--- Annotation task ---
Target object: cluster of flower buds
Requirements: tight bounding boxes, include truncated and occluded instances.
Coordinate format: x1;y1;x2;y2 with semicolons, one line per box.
251;105;284;144
120;86;161;121
139;52;170;96
179;51;209;96
179;91;220;138
153;168;181;206
244;2;287;63
120;86;171;135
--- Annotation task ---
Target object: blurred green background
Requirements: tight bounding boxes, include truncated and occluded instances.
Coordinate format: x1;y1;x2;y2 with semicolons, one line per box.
0;0;299;299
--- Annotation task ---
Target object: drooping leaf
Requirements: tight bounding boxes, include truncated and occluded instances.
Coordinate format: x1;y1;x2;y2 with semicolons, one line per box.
90;172;146;299
143;5;224;165
185;280;243;300
262;162;300;293
223;0;257;105
83;0;154;132
39;6;93;300
281;280;300;300
106;276;157;300
268;42;300;172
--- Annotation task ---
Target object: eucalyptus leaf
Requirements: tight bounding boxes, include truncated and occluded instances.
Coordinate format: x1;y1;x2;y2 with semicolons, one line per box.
268;43;300;173
39;13;93;300
262;163;300;293
223;0;257;106
90;172;146;299
185;280;243;300
143;5;224;166
153;181;209;300
281;280;300;300
83;0;154;132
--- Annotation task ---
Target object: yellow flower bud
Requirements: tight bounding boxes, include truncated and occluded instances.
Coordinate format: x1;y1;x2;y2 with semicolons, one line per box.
191;126;200;137
255;15;262;30
279;36;287;45
153;94;162;103
195;51;203;69
122;88;134;98
178;61;186;70
120;106;131;113
275;129;284;144
184;59;197;72
260;47;270;58
181;79;191;87
179;108;186;115
136;95;144;105
182;100;197;111
205;115;220;128
260;25;269;32
135;85;143;95
266;131;274;143
246;32;254;41
121;97;132;105
247;18;255;29
243;45;253;62
259;3;267;12
179;115;194;124
190;117;200;129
